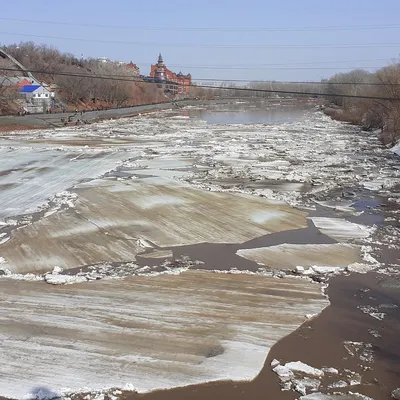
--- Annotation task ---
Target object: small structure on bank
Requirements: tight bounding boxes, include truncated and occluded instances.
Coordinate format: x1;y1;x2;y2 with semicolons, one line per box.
1;47;56;114
19;84;54;113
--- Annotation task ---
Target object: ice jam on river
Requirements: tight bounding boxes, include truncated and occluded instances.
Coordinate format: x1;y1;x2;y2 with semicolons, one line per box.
0;100;399;400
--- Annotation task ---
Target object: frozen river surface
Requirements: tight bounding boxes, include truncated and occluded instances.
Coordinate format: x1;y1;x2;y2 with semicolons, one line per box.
0;100;399;399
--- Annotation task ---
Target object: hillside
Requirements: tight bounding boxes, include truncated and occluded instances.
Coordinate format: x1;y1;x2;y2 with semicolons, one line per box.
0;42;168;114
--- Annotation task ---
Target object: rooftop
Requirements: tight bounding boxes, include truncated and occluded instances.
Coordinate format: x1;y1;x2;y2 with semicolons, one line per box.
19;85;41;93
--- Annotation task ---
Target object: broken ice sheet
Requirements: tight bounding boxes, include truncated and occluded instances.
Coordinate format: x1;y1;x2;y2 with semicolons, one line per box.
358;305;386;321
1;178;308;275
309;217;373;241
293;377;321;395
0;270;329;398
367;329;381;338
321;367;339;375
272;364;294;382
313;199;356;213
272;360;325;395
284;361;324;377
0;148;126;220
236;243;364;272
139;250;173;259
300;393;374;400
328;380;349;389
343;341;373;363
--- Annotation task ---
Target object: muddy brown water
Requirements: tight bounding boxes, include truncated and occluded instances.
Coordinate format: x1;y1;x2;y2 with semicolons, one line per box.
188;104;309;125
136;220;335;272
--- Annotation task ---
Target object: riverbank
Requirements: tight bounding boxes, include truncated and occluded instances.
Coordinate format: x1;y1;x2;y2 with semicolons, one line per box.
0;98;318;133
0;99;196;132
323;104;400;148
0;100;181;132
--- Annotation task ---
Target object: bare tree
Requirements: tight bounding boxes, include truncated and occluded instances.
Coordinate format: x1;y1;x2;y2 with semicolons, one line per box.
0;77;19;115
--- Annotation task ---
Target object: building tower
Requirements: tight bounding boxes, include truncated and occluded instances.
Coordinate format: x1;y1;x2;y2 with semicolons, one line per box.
154;53;166;81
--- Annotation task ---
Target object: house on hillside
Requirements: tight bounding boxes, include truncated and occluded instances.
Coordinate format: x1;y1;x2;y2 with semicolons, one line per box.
19;84;54;113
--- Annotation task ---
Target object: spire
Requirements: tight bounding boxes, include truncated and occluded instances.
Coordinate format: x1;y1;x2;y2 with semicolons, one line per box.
154;53;166;81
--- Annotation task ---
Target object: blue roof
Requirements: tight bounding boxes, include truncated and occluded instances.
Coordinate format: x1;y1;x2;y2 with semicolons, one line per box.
19;85;41;93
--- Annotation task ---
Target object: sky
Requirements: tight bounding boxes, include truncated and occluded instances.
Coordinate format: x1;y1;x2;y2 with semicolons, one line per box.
1;0;400;82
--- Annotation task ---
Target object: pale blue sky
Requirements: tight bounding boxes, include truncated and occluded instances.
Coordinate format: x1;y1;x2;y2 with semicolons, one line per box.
1;0;400;81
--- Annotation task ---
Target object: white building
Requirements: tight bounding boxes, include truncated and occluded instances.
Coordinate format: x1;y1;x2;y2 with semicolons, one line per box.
19;84;54;113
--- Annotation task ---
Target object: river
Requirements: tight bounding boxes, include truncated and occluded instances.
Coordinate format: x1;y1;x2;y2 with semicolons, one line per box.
0;99;399;400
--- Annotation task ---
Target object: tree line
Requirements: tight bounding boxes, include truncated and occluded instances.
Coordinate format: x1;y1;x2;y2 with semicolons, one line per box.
323;64;400;145
191;63;400;146
1;41;400;147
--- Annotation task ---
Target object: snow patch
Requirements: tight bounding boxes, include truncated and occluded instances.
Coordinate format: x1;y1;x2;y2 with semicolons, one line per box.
23;387;60;400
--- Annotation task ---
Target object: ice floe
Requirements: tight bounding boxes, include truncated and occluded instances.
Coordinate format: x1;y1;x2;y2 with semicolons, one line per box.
284;361;324;377
300;393;374;400
0;270;328;398
272;359;325;394
358;305;386;321
321;367;339;375
0;177;308;275
343;341;373;363
0;147;125;220
309;217;373;241
236;243;367;273
392;388;400;400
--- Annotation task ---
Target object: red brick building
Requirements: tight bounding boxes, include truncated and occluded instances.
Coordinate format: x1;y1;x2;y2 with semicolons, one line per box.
125;62;140;76
150;54;191;94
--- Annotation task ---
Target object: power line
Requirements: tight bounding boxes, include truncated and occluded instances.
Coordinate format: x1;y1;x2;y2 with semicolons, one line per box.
196;78;400;86
189;67;381;70
0;43;390;67
1;67;399;86
197;84;400;101
154;58;392;68
1;17;400;32
1;31;400;49
1;67;399;101
0;51;391;69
